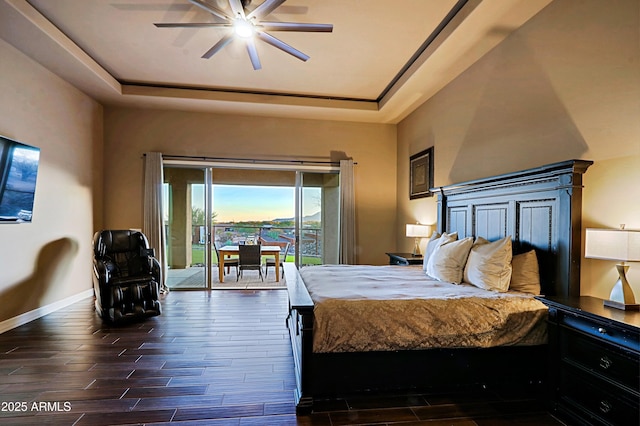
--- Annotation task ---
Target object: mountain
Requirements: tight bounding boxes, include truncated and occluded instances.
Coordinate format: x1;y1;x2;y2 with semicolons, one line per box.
273;211;321;222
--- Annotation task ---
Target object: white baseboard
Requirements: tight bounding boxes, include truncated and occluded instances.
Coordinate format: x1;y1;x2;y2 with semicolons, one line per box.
0;289;95;334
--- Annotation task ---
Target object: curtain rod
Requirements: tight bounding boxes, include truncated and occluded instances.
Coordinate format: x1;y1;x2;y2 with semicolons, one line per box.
144;153;356;166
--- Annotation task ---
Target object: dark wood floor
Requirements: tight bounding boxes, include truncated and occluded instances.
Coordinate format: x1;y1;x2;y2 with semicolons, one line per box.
0;290;566;425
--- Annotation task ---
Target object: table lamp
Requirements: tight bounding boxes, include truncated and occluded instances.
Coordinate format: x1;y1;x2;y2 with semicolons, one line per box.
406;224;431;256
585;227;640;310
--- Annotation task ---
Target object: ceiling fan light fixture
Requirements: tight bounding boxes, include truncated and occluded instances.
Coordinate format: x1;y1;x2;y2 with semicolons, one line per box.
156;0;333;69
234;18;255;38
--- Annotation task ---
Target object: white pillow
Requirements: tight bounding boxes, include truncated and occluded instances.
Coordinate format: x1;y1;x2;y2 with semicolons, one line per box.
463;236;513;292
510;250;541;294
423;231;457;271
426;236;473;284
422;231;441;271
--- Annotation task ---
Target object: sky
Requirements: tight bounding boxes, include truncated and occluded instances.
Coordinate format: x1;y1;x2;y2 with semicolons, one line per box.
182;184;320;222
212;185;294;222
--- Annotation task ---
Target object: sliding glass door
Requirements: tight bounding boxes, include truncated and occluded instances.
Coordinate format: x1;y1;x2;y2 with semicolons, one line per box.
163;166;210;290
295;171;340;267
162;161;341;289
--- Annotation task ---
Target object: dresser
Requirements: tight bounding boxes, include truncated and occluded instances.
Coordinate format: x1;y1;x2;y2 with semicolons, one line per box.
536;296;640;426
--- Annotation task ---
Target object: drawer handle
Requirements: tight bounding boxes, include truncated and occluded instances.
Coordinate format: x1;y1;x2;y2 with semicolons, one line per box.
599;356;613;370
599;400;613;414
598;327;607;334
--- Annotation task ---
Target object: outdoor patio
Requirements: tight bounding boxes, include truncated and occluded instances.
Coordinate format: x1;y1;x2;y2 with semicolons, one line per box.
166;266;287;290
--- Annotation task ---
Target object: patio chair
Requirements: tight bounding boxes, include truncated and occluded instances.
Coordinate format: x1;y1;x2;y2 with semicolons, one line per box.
214;243;239;277
264;242;290;279
237;244;264;281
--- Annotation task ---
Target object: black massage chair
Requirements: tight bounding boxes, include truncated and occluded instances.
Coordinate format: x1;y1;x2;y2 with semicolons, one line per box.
92;230;162;323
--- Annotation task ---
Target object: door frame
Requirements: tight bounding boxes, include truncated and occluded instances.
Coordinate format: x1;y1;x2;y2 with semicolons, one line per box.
163;158;340;287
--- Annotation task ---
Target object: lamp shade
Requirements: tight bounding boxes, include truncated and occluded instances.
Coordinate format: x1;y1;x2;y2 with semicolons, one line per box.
406;224;431;238
585;228;640;261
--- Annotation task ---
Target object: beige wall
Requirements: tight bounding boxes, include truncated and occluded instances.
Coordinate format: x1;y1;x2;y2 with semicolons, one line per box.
582;155;640;299
103;107;397;265
0;39;103;323
396;0;640;297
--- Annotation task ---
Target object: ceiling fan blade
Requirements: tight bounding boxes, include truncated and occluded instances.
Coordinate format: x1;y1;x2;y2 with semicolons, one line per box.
228;0;246;19
188;0;231;21
259;22;333;32
247;0;286;20
154;23;232;28
245;38;262;70
201;33;234;59
256;31;309;62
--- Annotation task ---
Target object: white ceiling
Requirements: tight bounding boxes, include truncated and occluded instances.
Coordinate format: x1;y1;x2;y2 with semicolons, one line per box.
0;0;553;123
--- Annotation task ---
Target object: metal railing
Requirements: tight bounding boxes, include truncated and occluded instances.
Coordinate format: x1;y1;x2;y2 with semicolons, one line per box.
192;224;322;258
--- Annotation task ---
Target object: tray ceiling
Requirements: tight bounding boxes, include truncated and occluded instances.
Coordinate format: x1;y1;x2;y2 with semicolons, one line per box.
0;0;553;122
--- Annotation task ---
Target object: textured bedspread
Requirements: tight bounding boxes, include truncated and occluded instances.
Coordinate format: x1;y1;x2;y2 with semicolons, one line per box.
300;265;548;353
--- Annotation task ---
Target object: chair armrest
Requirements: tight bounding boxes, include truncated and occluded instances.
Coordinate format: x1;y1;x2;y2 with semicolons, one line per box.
151;257;162;285
93;259;111;284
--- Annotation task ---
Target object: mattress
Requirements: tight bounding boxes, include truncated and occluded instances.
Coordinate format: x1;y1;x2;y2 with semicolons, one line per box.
299;264;548;353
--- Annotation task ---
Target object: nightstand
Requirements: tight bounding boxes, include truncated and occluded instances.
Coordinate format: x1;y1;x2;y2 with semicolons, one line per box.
536;296;640;426
385;252;423;266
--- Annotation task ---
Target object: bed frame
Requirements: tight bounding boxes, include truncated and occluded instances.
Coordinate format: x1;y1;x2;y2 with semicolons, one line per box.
285;159;593;413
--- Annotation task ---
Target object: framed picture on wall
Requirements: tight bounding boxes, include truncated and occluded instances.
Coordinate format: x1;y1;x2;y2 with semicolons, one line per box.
409;147;434;199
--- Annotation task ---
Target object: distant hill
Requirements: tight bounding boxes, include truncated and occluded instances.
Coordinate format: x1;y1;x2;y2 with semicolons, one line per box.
273;211;321;222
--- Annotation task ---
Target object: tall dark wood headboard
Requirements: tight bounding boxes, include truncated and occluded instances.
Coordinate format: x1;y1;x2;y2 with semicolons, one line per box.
432;160;592;298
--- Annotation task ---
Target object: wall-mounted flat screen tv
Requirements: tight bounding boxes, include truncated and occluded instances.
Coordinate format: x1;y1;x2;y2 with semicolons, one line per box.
0;135;40;223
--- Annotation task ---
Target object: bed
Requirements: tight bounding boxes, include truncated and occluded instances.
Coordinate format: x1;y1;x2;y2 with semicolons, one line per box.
285;159;593;413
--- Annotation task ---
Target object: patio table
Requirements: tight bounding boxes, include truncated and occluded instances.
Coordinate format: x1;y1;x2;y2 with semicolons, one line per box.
218;245;281;283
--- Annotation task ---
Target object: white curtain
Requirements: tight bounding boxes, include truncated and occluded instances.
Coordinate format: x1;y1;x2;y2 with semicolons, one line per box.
143;152;168;293
339;159;356;264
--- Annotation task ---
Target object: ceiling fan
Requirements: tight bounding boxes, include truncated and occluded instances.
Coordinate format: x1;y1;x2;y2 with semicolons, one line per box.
155;0;333;70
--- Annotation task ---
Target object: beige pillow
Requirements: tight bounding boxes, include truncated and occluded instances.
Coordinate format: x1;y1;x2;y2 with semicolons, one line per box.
463;236;513;292
510;250;541;294
426;236;473;284
423;231;458;271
